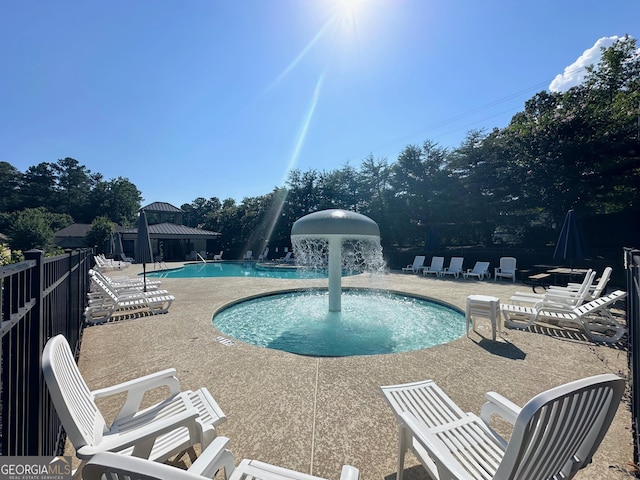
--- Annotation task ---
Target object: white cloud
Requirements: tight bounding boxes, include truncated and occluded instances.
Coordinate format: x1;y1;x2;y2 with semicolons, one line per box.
549;36;621;92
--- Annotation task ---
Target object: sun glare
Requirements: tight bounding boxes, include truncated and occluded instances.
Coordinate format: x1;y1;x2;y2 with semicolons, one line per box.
329;0;371;36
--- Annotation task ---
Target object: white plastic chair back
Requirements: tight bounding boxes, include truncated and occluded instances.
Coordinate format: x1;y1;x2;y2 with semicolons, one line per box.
571;270;596;305
494;374;624;479
499;257;516;274
447;257;463;272
591;267;612;298
430;256;444;270
474;262;490;275
42;335;106;449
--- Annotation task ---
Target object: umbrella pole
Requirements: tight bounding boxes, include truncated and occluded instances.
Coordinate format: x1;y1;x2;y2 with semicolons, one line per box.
143;263;147;292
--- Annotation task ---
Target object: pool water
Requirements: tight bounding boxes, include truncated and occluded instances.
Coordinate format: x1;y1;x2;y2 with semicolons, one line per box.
146;261;332;279
213;290;466;356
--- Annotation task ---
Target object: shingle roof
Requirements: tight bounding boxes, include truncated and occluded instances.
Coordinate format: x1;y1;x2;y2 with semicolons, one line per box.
141;202;183;213
54;224;92;237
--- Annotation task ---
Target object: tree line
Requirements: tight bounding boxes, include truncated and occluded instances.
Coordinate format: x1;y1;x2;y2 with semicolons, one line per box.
184;38;639;256
1;37;638;261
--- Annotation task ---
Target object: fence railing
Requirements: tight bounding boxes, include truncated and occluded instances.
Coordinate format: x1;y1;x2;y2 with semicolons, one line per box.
0;248;91;456
625;247;640;472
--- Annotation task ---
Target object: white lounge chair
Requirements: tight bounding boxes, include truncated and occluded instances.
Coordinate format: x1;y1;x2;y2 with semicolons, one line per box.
381;374;624;480
278;251;294;263
494;256;517;282
557;266;612;301
85;276;175;323
243;250;253;260
440;257;464;278
402;255;425;273
422;256;444;277
509;270;595;307
94;254;127;272
463;261;490;280
501;289;627;342
213;250;224;260
42;335;227;479
89;269;162;292
258;247;269;260
83;436;360;480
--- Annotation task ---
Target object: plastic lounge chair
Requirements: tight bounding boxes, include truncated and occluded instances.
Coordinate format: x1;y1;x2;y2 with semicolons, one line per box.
381;374;624;480
83;436;360;480
510;270;595;307
440;257;464;278
243;251;253;260
494;256;517;282
402;255;425;273
422;256;444;277
99;254;129;269
213;250;224;260
42;335;227;479
501;289;627;342
278;251;294;263
559;266;612;301
87;273;170;303
463;261;490;280
258;247;269;260
93;255;117;272
89;269;162;292
84;276;175;323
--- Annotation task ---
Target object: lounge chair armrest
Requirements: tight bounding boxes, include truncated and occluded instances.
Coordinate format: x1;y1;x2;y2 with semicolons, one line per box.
480;391;521;426
76;407;199;459
399;412;471;480
91;368;181;420
340;465;361;480
189;437;235;478
534;300;574;312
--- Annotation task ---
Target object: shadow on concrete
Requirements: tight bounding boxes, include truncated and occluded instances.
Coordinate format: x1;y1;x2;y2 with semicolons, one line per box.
384;465;430;480
472;337;526;360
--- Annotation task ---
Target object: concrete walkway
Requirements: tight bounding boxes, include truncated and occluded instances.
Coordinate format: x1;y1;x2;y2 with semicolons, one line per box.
71;262;634;479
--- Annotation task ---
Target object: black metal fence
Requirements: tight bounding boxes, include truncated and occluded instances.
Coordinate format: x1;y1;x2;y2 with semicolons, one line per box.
0;248;91;456
625;247;640;472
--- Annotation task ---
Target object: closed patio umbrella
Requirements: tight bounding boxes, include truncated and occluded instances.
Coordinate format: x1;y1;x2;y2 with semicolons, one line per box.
553;209;587;269
135;210;153;291
424;226;439;253
114;232;124;260
106;233;115;256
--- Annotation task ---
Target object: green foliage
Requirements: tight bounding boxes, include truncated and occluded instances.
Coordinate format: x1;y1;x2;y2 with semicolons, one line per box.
89;177;142;226
85;216;115;254
0;243;24;266
7;208;56;252
1;38;637;258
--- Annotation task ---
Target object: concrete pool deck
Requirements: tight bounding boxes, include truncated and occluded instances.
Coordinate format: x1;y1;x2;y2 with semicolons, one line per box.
70;262;634;479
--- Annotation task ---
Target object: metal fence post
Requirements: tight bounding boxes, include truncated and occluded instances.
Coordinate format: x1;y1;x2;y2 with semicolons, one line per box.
625;247;640;471
25;249;45;455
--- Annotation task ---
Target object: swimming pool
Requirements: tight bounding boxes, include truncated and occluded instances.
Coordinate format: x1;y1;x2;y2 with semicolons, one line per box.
213;289;466;356
146;261;334;279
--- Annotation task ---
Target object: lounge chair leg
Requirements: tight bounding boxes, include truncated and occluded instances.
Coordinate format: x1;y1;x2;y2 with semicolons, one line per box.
396;424;408;480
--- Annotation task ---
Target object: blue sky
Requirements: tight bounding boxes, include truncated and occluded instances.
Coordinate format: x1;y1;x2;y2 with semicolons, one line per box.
1;1;638;208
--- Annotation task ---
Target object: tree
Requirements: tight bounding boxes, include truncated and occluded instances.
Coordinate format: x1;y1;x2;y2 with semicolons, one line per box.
0;161;22;212
20;162;57;210
53;157;98;221
89;177;142;226
8;208;56;252
85;216;115;254
181;197;222;227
